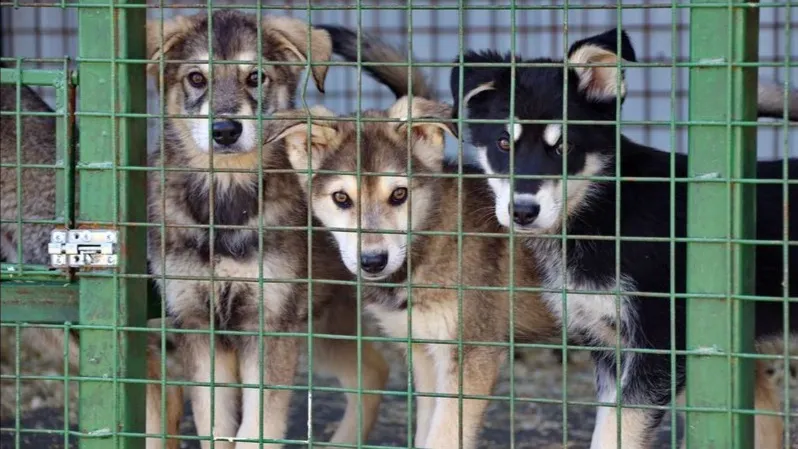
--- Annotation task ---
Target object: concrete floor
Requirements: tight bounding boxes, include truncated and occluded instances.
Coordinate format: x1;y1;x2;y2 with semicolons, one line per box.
1;333;796;449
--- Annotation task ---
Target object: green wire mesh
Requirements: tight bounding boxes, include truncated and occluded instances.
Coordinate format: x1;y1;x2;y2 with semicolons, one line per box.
0;1;795;449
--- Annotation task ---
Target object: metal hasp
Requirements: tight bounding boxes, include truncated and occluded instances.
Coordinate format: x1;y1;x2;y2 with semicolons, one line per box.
685;1;758;448
49;229;118;268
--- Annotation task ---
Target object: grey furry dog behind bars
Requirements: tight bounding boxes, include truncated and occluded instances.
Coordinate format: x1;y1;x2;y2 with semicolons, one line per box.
144;10;389;449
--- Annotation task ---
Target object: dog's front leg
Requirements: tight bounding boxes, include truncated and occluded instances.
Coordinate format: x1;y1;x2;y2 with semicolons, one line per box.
312;336;389;444
411;345;437;448
235;336;299;449
184;334;239;449
422;345;505;449
146;342;184;449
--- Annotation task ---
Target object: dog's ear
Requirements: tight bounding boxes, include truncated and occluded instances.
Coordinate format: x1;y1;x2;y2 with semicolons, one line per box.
388;97;456;171
263;16;333;94
264;106;338;185
566;28;636;103
450;51;508;120
146;15;193;84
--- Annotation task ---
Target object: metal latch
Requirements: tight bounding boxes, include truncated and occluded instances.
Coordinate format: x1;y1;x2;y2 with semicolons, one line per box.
49;229;118;268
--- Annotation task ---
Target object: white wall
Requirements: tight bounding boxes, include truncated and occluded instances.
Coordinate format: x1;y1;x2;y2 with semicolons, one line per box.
2;0;795;162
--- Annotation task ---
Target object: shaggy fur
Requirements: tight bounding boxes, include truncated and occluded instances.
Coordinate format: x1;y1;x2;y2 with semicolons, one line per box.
264;26;560;449
145;11;389;449
453;28;796;449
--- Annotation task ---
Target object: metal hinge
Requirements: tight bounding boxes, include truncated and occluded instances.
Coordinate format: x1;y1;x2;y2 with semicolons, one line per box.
49;229;118;268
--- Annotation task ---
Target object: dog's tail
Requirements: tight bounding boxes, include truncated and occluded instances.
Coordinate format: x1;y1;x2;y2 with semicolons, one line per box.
317;24;433;100
758;81;798;121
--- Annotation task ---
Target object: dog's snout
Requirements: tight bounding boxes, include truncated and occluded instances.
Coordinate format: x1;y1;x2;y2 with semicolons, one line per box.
212;120;243;146
511;202;540;226
360;252;389;274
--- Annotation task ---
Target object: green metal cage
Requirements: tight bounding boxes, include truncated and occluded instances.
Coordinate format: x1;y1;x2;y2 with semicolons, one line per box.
0;1;795;449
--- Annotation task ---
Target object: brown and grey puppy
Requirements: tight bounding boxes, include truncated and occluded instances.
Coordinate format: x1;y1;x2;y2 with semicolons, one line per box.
264;99;560;449
0;71;184;449
145;10;388;449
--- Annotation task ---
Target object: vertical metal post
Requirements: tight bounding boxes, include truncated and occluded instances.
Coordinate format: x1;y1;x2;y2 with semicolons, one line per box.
78;1;148;448
686;2;758;448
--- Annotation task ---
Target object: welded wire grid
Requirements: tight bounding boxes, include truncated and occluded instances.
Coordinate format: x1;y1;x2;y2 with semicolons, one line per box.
0;1;796;449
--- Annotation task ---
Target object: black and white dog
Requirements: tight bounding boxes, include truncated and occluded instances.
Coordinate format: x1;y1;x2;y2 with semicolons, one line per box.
452;28;797;448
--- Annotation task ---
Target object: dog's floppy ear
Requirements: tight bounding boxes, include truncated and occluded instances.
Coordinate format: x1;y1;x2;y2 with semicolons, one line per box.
450;50;507;120
146;15;193;84
388;96;456;171
567;28;637;103
264;106;339;186
263;16;333;94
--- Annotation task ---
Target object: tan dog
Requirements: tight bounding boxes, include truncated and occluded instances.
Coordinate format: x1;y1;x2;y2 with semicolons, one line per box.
145;10;388;449
262;98;561;449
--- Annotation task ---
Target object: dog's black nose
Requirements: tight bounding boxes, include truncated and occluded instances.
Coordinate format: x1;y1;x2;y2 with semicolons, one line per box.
511;202;540;226
212;120;243;146
360;252;389;274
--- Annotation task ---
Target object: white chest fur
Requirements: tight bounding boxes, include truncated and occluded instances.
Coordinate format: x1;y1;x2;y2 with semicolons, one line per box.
365;287;459;344
541;264;635;347
157;250;296;326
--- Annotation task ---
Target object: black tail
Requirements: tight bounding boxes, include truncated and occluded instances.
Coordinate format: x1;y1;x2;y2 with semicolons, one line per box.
757;81;798;121
317;24;433;100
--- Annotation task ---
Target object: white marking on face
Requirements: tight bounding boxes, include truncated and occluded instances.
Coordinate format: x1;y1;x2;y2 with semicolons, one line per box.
274;86;290;111
506;119;522;142
531;153;606;229
476;148;512;228
184;51;260;154
236;100;256;151
310;175;428;280
476;140;609;231
531;182;559;229
193;52;210;74
234;51;258;71
191;101;212;152
188;99;256;154
543;124;562;147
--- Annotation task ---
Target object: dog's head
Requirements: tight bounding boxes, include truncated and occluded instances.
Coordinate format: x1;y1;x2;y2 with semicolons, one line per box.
264;98;455;280
451;28;637;232
146;10;332;162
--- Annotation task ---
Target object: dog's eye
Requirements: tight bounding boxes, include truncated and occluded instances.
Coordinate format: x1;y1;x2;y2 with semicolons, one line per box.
388;187;408;206
246;71;268;88
187;71;207;89
497;136;511;152
332;191;352;209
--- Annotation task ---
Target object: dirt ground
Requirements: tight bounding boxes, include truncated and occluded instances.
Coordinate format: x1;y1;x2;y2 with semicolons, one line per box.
1;328;796;449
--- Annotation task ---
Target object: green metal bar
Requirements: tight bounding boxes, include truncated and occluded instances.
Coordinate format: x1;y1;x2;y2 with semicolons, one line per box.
1;263;64;281
0;283;79;323
685;2;758;448
77;1;148;448
0;68;66;86
54;61;76;232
